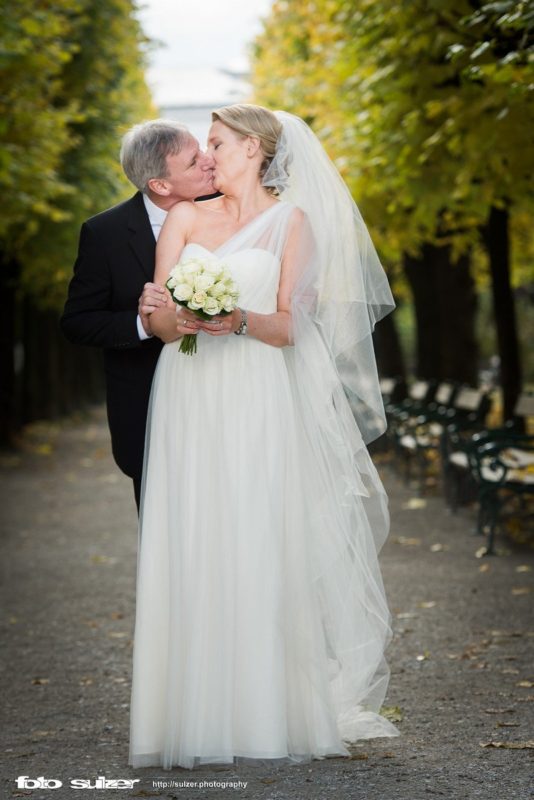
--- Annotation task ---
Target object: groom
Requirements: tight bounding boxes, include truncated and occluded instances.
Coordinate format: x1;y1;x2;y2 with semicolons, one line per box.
61;119;215;509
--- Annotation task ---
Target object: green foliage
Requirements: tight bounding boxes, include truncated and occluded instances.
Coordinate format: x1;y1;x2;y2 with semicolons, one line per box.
0;1;81;240
251;0;534;271
0;0;154;308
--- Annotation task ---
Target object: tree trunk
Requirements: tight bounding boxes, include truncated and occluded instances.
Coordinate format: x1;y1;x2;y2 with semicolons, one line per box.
404;246;442;379
483;205;522;420
436;248;478;384
403;242;478;384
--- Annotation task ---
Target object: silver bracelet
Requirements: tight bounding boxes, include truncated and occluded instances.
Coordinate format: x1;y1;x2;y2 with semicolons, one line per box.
234;308;248;336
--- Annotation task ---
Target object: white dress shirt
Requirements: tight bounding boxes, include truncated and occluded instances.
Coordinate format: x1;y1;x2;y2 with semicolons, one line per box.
136;194;169;340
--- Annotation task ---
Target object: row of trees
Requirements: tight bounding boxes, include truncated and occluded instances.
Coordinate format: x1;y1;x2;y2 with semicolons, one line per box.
252;0;534;416
0;0;153;442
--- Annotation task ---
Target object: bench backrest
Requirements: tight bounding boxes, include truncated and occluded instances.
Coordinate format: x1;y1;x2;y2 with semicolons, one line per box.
409;381;430;401
435;382;456;406
514;393;534;419
455;387;484;412
380;378;396;396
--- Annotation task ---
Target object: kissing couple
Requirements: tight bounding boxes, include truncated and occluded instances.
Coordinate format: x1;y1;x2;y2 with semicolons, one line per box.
62;104;398;769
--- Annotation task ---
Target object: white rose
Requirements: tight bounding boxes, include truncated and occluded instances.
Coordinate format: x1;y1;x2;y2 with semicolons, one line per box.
203;257;223;275
210;281;227;298
181;260;201;276
188;290;207;310
173;283;193;302
203;297;221;315
221;295;236;312
194;274;215;292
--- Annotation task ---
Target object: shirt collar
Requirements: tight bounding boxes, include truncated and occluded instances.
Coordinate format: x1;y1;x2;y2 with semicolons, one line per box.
143;193;168;226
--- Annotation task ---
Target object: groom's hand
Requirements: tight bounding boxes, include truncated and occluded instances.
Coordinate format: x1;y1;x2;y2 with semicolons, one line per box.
139;282;167;335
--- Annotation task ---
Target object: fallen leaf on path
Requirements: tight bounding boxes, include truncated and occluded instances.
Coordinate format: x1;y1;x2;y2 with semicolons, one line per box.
511;587;532;596
479;564;491;573
516;565;532;573
501;668;520;674
475;546;489;558
381;706;403;723
496;722;520;728
484;708;515;714
418;601;437;609
90;555;117;565
516;680;534;688
480;740;534;750
31;677;49;685
396;612;418;619
348;753;369;760
394;536;422;546
416;652;430;662
401;498;427;510
430;543;448;552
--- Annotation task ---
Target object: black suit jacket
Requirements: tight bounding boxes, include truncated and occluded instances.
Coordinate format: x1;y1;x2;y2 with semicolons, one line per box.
61;192;163;481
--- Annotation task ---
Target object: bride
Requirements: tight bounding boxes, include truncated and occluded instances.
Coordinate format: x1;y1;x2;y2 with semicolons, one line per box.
129;104;398;770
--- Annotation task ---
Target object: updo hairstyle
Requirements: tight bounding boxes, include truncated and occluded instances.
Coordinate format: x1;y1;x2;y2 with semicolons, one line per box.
211;104;283;195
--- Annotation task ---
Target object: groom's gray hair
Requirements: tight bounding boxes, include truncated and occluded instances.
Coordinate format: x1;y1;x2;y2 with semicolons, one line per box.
120;119;192;193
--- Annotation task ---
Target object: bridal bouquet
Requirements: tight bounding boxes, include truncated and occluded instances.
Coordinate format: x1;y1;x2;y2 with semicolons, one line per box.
166;256;239;355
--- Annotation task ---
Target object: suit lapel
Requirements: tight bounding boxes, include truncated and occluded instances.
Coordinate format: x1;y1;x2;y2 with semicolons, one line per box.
127;192;156;281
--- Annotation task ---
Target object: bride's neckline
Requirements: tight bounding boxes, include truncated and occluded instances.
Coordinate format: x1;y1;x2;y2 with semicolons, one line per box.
188;201;286;254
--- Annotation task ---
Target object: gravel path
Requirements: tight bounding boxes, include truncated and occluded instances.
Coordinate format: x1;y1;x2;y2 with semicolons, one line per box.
1;407;532;800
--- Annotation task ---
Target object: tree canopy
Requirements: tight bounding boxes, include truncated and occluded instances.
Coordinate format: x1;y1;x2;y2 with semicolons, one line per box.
252;0;534;264
0;0;153;308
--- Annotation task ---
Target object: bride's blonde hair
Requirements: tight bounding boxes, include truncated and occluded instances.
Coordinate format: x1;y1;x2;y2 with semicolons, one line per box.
211;104;283;195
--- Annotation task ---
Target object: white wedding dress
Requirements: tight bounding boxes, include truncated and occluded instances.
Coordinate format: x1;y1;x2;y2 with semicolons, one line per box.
129;203;397;770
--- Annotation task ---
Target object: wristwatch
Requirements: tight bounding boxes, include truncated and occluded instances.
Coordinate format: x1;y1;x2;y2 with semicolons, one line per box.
234;308;248;336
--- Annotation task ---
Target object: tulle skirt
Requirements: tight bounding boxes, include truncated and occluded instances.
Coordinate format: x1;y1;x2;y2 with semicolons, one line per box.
129;332;397;769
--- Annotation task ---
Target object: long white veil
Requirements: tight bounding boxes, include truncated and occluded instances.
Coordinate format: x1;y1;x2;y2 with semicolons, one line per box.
263;111;395;445
261;112;397;739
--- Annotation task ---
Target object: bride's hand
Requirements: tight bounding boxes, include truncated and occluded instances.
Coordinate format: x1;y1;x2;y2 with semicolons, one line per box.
176;308;202;336
198;310;240;336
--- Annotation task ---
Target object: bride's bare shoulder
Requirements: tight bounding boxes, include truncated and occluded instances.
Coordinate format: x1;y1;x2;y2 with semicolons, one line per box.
165;200;198;226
